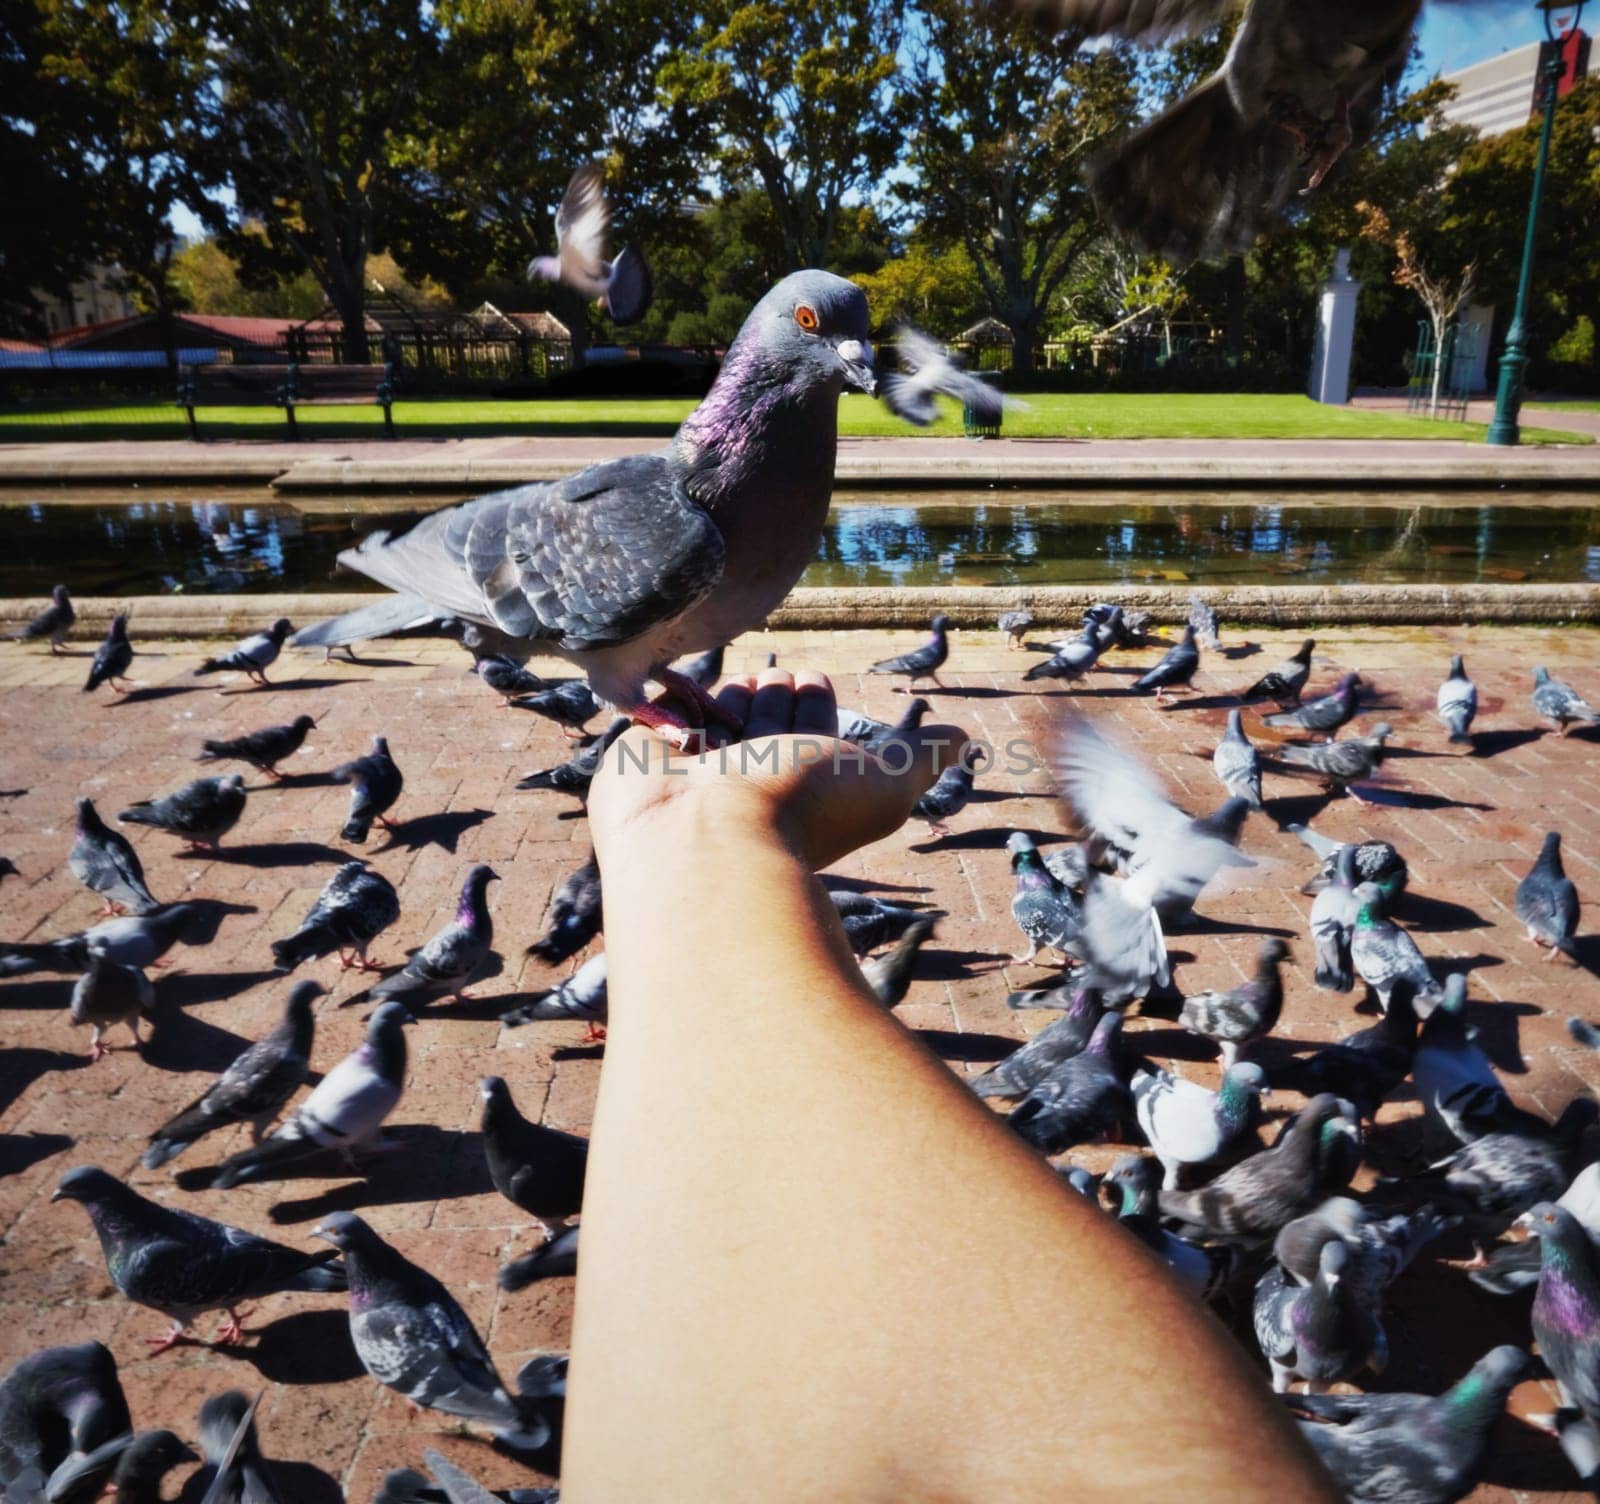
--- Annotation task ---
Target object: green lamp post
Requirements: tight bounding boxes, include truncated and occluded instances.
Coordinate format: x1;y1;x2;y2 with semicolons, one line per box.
1486;0;1588;445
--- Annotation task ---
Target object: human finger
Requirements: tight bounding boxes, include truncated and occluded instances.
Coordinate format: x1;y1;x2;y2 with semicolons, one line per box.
744;668;797;740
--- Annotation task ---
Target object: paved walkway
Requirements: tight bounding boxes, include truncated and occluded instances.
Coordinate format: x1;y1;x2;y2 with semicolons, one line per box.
2;625;1599;1500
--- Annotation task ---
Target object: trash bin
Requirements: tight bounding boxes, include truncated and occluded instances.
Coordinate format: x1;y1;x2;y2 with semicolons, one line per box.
963;371;1004;440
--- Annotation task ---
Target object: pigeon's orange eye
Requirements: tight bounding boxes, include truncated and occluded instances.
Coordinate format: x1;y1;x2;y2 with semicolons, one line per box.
794;304;819;332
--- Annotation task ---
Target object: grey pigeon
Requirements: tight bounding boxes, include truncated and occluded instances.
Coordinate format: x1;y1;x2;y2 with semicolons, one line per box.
332;735;403;843
0;934;90;979
1188;593;1220;651
70;958;153;1062
1006;832;1081;964
69;796;158;915
1262;672;1361;740
998;609;1034;650
839;696;931;754
270;861;400;974
1425;1099;1598;1219
1289;1345;1533;1504
480;1076;587;1221
0;902;222;979
12;583;74;652
1350;883;1437;1015
330;272;874;741
1253;1239;1386;1392
826;890;933;955
52;1165;346;1351
144;981;320;1169
311;1212;550;1448
1536;1407;1600;1495
1104;1154;1237;1299
882;325;1005;428
1309;844;1360;993
195;1388;280;1504
1572;1017;1600;1053
516;718;630;800
527;850;602;965
196;619;294;685
1212;708;1262;807
1085;602;1150;649
868;614;951;690
206;1000;414;1188
500;1222;580;1293
1517;830;1580;963
1159;1093;1353;1240
861;917;936;1007
118;775;246;852
1534;665;1600;736
0;1340;133;1503
199;715;317;778
501;952;608;1036
1242;638;1314;705
372;864;498;1007
912;754;983;838
1436;654;1477;746
1471;1161;1600;1295
475;655;549;705
674;642;725;688
1178;937;1288;1068
512;680;601;738
1412;973;1546;1145
527;161;652;324
1274;722;1393;799
1006;1011;1128;1153
1022;630;1104;685
1519;1201;1600;1426
1274;980;1417;1120
1274;1197;1456;1317
1133;1059;1267;1189
83;614;133;693
971;987;1105;1099
1132;622;1198;700
1289;822;1408;903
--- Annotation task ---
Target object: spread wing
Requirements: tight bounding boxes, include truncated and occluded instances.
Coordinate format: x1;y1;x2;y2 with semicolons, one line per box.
338;455;725;652
555;162;610;287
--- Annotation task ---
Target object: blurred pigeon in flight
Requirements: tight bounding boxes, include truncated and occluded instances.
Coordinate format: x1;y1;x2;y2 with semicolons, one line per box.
1533;666;1600;736
1516;831;1580;963
12;584;74;653
1436;654;1477;746
1187;593;1220;651
527;161;653;325
69;797;158;915
882;326;1007;428
199;715;317;779
271;862;400;974
333;735;402;844
83;614;133;694
370;865;498;1008
195;619;294;686
118;775;246;853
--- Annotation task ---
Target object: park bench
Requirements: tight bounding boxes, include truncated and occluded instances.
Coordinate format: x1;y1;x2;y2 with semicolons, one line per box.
177;361;397;439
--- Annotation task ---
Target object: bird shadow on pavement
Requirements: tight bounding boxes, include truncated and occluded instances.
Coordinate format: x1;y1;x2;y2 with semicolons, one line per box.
1171;914;1296;940
1468;727;1544;758
163;967;282;1009
0;977;73;1011
1394;892;1488;933
930;685;1020;701
142;1012;249;1074
913;1029;1017;1064
0;1130;74;1177
229;677;365;695
910;826;1032;854
1216;643;1261;661
550;1041;606;1063
1571;934;1600;979
267;770;343;791
179;1460;344;1504
918;945;1003;982
820;874;936;898
205;840;351;869
1265;791;1337;827
1356;786;1494;814
106;685;198;707
220;1308;366;1384
371;808;494;856
1155;691;1242;713
262;1125;494;1225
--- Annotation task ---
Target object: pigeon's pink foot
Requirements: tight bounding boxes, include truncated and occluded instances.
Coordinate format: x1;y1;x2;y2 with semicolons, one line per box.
99;901;124;918
145;1322;188;1353
215;1307;253;1344
376;814;397;830
1461;1242;1490;1271
405;1399;423;1421
654;667;741;731
584;1022;608;1044
352;955;385;974
627;698;697;750
88;1042;106;1063
922;822;949;839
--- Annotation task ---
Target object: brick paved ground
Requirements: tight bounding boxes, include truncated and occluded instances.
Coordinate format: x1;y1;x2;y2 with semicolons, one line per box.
1;621;1599;1501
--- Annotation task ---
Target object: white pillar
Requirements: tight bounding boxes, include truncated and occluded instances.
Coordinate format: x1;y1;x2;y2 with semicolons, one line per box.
1308;249;1361;405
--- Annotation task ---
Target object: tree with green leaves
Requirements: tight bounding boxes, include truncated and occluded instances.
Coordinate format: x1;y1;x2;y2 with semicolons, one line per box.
850;240;984;337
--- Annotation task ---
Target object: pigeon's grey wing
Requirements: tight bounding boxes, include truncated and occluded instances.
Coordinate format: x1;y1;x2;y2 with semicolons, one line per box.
197;1390;264;1504
1050;715;1188;854
1004;0;1235;40
339;457;726;652
290;597;443;651
421;1449;502;1504
880;372;941;427
555;163;609;289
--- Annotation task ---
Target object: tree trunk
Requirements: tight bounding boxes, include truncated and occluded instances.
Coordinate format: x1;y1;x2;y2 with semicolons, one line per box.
329;276;369;363
1428;309;1445;416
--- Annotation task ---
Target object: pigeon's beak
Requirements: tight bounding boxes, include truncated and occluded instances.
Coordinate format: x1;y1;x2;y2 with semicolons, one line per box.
834;338;876;397
309;1223;334;1245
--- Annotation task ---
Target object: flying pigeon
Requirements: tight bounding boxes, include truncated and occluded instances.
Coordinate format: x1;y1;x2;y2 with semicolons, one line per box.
1412;973;1548;1145
118;775;246;852
1022;630;1105;685
527;161;653;324
51;1165;346;1351
1084;601;1151;649
271;862;400;974
198;715;317;779
1435;654;1477;746
83;614;133;694
195;1388;281;1504
1068;865;1172;1005
501;951;608;1035
1006;832;1081;964
195;619;294;686
205;1001;414;1188
1178;937;1288;1067
70;957;153;1062
1273;723;1393;801
1133;1060;1268;1189
1253;1239;1386;1393
882;325;1006;428
1287;822;1408;903
371;865;498;1008
973;987;1105;1099
1288;1345;1533;1504
1132;623;1199;701
1516;830;1580;963
860;917;937;1008
839;697;931;753
1274;980;1418;1120
1242;638;1314;705
1104;1154;1237;1299
69;796;159;916
1187;593;1220;651
527;849;602;965
12;584;74;653
0;1340;134;1503
474;655;549;706
1006;1011;1129;1153
1041;843;1089;891
826;890;933;955
332;735;403;843
1519;1201;1600;1426
1533;666;1600;736
1470;1161;1600;1296
311;1212;551;1448
1262;672;1362;740
329;271;875;742
512;680;602;739
868;614;952;691
144;981;320;1169
480;1075;588;1221
998;609;1035;650
500;1221;581;1294
1212;708;1262;808
911;752;984;839
1350;884;1438;1015
1424;1099;1599;1219
516;718;631;801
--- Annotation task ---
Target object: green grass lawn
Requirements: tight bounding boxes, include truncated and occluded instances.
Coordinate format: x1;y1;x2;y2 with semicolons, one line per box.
0;391;1590;444
1529;399;1600;414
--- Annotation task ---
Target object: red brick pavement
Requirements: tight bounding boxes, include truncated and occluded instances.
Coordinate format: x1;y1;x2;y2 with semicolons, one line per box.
1;622;1599;1501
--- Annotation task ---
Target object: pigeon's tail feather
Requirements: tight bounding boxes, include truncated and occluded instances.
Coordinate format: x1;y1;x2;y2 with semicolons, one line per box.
1313;940;1353;994
605;244;653;325
289;1251;348;1293
142;1096;219;1168
290;593;444;650
194;655;228;675
338;520;487;625
271;922;338;973
116;804;164;829
207;1128;319;1189
341;814;371;844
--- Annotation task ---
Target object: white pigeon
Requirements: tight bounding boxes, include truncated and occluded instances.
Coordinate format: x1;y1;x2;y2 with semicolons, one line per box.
527;162;652;324
882;325;1009;427
1133;1060;1269;1189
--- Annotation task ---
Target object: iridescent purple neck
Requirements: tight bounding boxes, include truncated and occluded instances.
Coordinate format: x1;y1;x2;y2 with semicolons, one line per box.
1538;1253;1600;1335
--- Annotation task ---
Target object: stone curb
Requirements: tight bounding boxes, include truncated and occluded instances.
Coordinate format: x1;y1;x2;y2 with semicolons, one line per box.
5;583;1597;640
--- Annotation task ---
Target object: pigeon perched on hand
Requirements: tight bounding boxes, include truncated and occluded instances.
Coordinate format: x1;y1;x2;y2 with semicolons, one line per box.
516;718;630;801
0;1340;133;1503
1253;1240;1386;1394
144;981;320;1169
1520;1201;1600;1427
1006;832;1081;965
195;619;294;686
860;917;937;1007
1435;654;1477;747
869;614;952;691
998;609;1035;650
205;1001;414;1188
1134;1060;1268;1189
1006;1011;1129;1153
12;584;74;653
1242;638;1314;705
527;849;602;965
332;735;402;844
480;1075;587;1221
501;952;608;1034
1178;938;1288;1068
70;958;153;1062
311;1212;552;1448
1350;884;1437;1015
971;987;1105;1099
271;862;400;974
513;680;602;738
69;797;159;916
527;161;653;324
1273;722;1393;801
371;865;498;1007
83;614;133;694
1533;665;1600;737
1212;708;1262;807
51;1165;347;1351
1132;623;1199;702
1516;830;1580;963
882;326;1006;428
199;715;317;778
118;775;246;853
332;271;875;741
195;1389;280;1504
1262;672;1362;740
